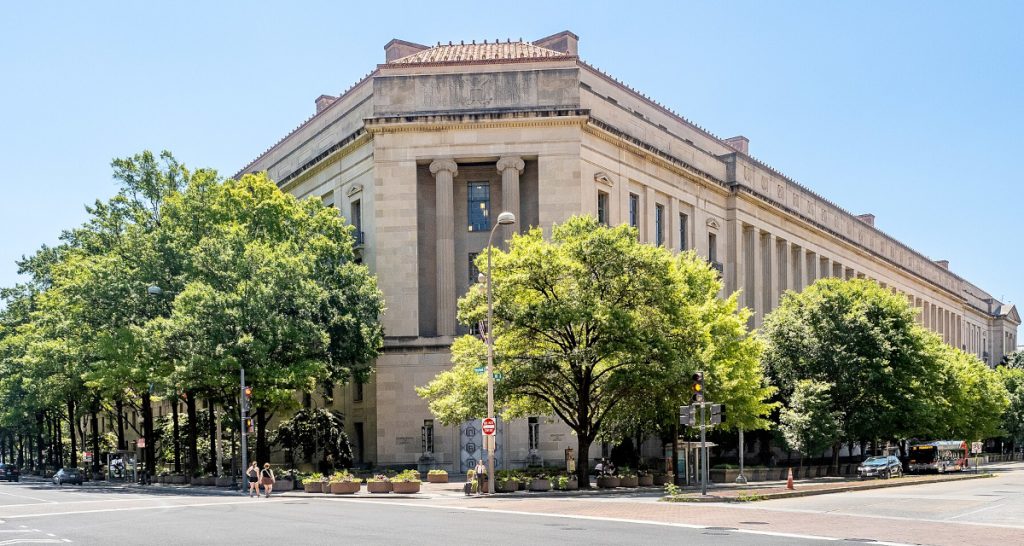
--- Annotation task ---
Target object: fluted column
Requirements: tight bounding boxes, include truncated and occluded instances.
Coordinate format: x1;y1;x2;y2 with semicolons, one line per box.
751;226;764;327
496;156;524;242
767;233;779;312
430;159;458;337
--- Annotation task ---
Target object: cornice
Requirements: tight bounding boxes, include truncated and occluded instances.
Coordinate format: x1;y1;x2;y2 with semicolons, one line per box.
365;110;588;134
278;131;372;193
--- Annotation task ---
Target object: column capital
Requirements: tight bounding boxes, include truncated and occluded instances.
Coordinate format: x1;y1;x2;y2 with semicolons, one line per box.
496;156;525;175
429;159;458;177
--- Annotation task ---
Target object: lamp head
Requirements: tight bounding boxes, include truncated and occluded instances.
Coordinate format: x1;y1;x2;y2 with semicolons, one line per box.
477;273;486;285
496;211;516;226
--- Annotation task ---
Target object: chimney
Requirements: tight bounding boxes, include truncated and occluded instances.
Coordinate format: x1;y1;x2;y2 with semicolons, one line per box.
724;136;749;155
315;94;337;113
532;30;579;56
935;260;949;269
855;213;875;227
384;38;429;63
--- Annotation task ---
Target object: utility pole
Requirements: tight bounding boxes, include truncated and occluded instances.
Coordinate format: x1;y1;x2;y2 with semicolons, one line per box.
700;401;707;496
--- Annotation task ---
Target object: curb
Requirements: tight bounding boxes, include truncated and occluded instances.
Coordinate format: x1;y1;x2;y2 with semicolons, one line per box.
663;472;994;503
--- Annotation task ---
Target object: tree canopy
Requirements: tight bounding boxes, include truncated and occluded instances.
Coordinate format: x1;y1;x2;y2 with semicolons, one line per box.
417;215;774;484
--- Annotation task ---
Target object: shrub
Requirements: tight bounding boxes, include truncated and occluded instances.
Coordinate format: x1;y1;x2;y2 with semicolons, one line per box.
393;470;420;483
328;470;357;483
427;469;448;476
366;474;391;483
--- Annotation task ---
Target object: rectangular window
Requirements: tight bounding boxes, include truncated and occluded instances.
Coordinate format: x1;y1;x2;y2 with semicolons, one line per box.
422;419;434;454
354;422;364;463
597;191;609;226
629;193;640;229
351;199;363;245
528;417;539;451
354;380;364;402
679;213;688;251
655;204;665;246
468;182;490;232
469;252;480;284
708;233;718;262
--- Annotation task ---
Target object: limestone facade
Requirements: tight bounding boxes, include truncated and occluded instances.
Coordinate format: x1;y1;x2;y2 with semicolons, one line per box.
234;31;1019;470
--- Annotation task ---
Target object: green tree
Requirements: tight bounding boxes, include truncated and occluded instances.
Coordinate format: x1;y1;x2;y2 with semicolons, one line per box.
999;367;1024;448
762;278;936;470
417;216;773;485
273;408;352;472
779;380;841;466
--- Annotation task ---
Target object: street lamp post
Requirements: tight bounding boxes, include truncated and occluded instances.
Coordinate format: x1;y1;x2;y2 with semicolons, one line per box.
481;211;515;494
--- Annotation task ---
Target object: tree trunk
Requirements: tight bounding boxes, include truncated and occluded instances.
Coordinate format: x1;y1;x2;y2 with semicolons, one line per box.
831;441;840;475
142;391;155;475
90;404;101;476
116;399;126;451
671;423;680;485
18;433;25;467
171;396;180;474
575;434;592;488
207;401;217;475
185;392;198;476
255;407;268;465
67;399;78;468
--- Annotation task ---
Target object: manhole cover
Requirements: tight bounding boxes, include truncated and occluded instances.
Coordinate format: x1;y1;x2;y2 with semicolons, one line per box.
739;521;770;525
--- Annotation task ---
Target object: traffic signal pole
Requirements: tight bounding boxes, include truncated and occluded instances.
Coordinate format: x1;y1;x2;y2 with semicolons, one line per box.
240;366;247;488
700;401;707;496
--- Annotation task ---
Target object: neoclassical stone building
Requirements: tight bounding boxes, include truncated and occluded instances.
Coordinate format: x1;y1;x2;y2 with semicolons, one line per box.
236;31;1019;471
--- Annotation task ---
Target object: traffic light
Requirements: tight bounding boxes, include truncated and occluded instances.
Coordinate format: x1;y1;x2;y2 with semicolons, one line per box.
691;372;705;403
242;385;253;412
710;403;727;425
679;405;695;427
244;417;254;433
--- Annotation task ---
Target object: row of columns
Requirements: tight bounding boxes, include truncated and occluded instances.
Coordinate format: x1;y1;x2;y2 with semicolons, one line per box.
734;222;975;355
429;157;524;337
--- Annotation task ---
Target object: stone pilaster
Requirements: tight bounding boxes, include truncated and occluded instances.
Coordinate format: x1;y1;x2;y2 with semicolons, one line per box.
767;232;779;312
496;156;524;242
751;226;764;326
430;159;458;337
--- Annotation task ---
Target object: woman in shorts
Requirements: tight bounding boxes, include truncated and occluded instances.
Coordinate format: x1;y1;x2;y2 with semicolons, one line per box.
246;461;260;497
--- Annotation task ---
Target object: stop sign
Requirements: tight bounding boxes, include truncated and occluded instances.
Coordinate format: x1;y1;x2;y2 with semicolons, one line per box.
482;417;496;436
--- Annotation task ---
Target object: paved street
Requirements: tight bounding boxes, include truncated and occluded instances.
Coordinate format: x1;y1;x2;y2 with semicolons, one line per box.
1;463;1022;545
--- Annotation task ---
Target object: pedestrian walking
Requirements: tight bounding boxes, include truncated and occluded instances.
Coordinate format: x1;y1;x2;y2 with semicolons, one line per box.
260;463;275;498
473;460;487;495
246;461;260;497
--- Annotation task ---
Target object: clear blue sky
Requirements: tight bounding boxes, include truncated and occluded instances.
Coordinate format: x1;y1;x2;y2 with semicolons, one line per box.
1;1;1021;315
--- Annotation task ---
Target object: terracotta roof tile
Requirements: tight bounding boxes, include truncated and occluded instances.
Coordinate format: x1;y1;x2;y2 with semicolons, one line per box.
390;40;568;64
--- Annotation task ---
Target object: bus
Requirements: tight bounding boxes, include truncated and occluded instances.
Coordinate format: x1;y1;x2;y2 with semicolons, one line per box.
908;441;968;473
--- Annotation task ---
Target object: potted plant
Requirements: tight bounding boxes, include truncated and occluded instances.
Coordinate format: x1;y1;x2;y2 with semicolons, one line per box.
304;472;326;493
366;474;392;494
596;474;620;488
329;470;361;494
427;469;448;483
392;470;421;494
275;469;296;491
517;473;530;491
653;473;674;486
215;475;234;487
528;473;552;492
619;467;639;488
637;469;654;487
554;475;579;491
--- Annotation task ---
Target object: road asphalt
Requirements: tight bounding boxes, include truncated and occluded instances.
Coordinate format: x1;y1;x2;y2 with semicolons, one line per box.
0;461;1021;545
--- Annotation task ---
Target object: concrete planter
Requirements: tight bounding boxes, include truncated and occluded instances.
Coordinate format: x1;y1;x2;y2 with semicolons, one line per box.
710;469;740;484
427;473;448;483
557;479;579;491
392;481;421;494
528;478;551;492
329;481;361;494
496;480;518;493
275;478;294;491
637;475;654;486
303;481;326;493
619;476;639;487
215;477;234;487
653;474;673;486
596;476;620;488
367;481;392;494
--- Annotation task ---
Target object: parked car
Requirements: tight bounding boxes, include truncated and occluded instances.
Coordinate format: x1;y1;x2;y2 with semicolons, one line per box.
0;463;20;482
857;456;903;479
53;468;83;486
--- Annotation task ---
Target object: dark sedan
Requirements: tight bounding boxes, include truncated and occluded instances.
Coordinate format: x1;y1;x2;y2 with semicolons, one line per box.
857;455;903;479
53;467;83;486
0;463;20;482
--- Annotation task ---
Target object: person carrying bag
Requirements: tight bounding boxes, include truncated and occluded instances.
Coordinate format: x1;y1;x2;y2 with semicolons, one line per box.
260;463;276;498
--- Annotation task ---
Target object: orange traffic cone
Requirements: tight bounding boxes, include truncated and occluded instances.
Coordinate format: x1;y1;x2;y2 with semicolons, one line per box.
786;467;794;490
